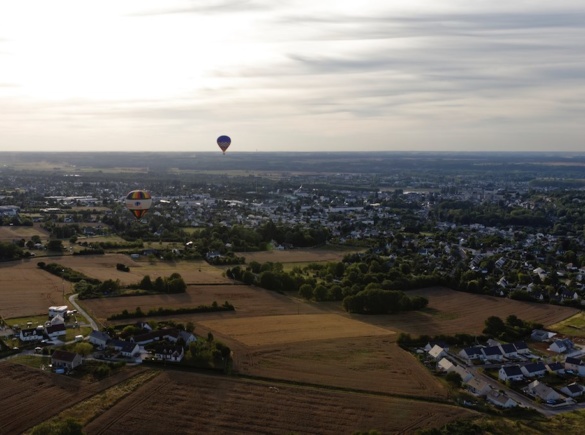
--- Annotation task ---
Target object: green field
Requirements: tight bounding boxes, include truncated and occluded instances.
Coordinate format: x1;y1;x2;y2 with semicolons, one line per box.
549;312;585;337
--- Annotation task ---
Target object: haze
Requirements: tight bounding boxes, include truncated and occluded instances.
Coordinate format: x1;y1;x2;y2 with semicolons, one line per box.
1;1;584;153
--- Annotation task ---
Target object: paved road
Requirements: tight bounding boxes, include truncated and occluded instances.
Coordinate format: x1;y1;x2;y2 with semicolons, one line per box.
68;294;99;331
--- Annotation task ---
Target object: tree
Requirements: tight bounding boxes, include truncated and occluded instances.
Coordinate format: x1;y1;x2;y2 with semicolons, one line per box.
74;342;93;357
298;284;313;300
30;418;84;435
46;240;64;252
445;371;462;388
483;316;506;337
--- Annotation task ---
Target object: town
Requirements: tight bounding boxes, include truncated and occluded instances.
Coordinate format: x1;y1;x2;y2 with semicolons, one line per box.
2;151;585;433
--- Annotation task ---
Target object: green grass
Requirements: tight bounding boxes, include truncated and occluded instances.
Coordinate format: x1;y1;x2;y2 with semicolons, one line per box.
549;312;585;337
11;354;52;370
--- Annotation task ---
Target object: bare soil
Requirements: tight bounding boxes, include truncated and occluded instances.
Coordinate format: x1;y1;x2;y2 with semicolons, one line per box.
0;363;146;434
84;370;474;435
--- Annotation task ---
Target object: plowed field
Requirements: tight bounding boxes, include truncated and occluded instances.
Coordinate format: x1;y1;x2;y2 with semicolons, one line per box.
84;370;474;435
0;363;146;434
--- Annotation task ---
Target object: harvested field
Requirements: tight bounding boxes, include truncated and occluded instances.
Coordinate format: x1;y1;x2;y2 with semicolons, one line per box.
0;223;49;242
52;255;230;286
361;287;580;336
199;314;393;347
0;259;66;318
239;248;359;265
84;370;473;435
80;284;326;325
0;363;147;434
233;335;449;399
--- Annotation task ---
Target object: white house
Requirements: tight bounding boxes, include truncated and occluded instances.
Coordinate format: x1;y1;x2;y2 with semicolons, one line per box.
19;327;44;342
521;362;547;378
565;357;585;376
487;391;517;408
561;383;585;398
88;330;111;348
498;343;518;359
482;346;504;362
459;346;484;361
514;342;530;355
437;357;454;372
526;380;563;403
45;323;66;340
152;344;184;362
499;365;524;382
49;306;68;319
451;365;473;383
548;339;574;354
109;339;140;357
547;362;566;375
428;345;447;360
51;350;82;370
465;377;492;396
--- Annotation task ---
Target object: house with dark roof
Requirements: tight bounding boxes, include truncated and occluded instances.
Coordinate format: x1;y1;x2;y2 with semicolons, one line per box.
548;339;574;354
152;344;184;362
561;383;585;398
132;328;196;346
547;362;565;375
45;323;66;340
498;343;518;359
19;327;44;342
531;329;556;342
51;350;82;370
482;346;503;362
565;357;585;376
499;365;524;382
513;341;530;355
521;362;547;378
109;339;140;357
88;330;111;348
459;346;484;361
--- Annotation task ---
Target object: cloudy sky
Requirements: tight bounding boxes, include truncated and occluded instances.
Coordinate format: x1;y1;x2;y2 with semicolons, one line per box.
1;1;584;153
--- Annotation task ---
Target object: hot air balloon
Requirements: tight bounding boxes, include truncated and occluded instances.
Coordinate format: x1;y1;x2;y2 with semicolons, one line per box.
217;135;231;154
125;190;152;220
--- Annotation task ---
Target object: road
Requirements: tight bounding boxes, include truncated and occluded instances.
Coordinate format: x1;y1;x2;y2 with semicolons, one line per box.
68;294;99;331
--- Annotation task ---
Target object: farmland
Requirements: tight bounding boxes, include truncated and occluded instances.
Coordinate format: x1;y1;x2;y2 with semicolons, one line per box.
1;251;582;433
84;370;474;435
0;363;148;434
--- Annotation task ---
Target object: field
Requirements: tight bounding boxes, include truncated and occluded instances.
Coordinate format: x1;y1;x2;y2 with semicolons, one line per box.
549;312;585;337
0;223;49;242
360;287;580;336
239;247;359;265
199;314;393;347
84;370;475;435
51;255;231;286
0;363;146;434
1;254;583;433
0;259;67;318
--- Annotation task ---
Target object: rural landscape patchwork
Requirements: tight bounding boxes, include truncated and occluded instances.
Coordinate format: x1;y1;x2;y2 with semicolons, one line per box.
3;151;585;434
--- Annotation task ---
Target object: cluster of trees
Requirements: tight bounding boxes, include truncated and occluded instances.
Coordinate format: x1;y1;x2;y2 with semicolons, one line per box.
184;332;232;370
342;288;427;314
0;241;24;261
227;257;429;315
75;273;187;299
128;273;187;294
38;262;100;284
483;315;542;342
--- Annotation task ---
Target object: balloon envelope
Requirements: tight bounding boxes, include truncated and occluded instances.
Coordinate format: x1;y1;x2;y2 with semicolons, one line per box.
217;135;231;154
125;190;152;220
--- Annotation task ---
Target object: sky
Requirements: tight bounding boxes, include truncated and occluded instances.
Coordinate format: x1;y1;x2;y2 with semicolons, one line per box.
0;1;584;153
